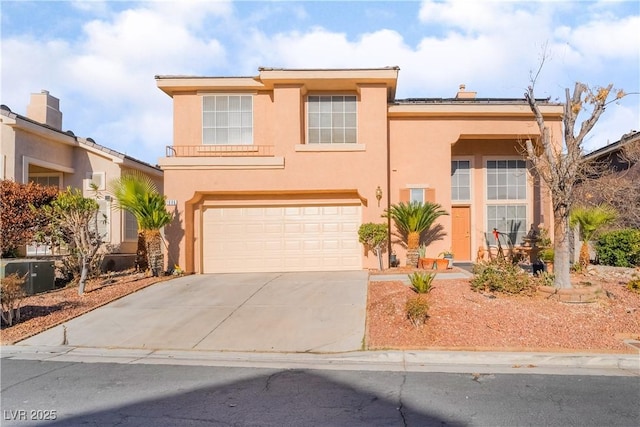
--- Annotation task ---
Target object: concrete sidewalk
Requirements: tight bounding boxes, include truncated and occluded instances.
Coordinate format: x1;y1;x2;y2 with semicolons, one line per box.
15;271;369;353
2;345;638;377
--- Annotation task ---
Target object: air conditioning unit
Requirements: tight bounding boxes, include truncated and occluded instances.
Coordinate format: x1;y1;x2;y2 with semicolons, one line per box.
1;259;55;295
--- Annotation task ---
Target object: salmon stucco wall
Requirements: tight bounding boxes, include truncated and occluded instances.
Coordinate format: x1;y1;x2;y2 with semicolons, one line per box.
161;83;391;272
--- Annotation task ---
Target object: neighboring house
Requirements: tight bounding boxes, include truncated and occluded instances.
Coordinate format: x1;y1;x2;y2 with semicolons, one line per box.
584;130;639;174
580;129;640;230
156;67;563;274
0;90;163;268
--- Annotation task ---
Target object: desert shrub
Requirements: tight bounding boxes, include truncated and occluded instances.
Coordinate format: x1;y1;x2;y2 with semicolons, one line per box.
535;271;555;288
1;273;27;326
408;271;436;294
627;279;640;294
595;229;640;267
471;258;535;295
405;295;429;328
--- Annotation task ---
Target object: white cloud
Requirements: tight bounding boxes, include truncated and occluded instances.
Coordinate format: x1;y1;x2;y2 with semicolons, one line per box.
2;0;637;163
560;15;640;59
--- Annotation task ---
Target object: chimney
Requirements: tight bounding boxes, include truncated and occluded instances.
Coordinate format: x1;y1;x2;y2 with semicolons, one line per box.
26;90;62;130
455;84;477;99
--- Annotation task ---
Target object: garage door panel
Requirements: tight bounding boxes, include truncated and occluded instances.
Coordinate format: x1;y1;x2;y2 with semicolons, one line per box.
203;204;361;273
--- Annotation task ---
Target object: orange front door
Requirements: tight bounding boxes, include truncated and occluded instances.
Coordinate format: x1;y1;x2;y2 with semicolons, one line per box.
451;206;471;261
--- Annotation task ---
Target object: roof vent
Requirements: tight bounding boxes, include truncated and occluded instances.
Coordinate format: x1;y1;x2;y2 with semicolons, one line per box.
455;84;477;99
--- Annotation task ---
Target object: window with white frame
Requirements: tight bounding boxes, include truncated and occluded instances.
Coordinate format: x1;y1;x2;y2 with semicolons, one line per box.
307;95;357;144
29;173;62;188
451;160;471;201
487;160;526;200
410;188;425;203
124;211;138;241
203;95;253;145
486;159;527;246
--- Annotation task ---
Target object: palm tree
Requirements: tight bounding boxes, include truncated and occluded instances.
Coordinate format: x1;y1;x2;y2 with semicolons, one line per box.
570;204;617;269
386;201;449;267
109;173;173;276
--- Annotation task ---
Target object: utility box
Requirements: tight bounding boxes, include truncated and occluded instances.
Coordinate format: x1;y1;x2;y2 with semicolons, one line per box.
1;259;55;295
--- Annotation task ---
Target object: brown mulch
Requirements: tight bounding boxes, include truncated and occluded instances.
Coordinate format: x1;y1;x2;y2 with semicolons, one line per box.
1;272;173;345
366;266;640;353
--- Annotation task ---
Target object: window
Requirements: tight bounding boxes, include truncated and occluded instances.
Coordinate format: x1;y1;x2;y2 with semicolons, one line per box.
486;159;527;246
400;187;435;204
410;188;424;203
86;172;105;191
124;211;138;241
486;205;527;246
203;95;253;145
451;160;471;201
486;160;526;200
29;174;62;188
307;95;357;144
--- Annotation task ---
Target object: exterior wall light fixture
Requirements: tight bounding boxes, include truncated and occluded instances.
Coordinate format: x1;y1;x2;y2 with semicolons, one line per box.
375;186;383;207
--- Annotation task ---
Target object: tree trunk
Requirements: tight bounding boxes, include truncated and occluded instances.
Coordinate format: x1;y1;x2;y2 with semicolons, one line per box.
78;257;89;295
146;231;164;277
406;248;420;267
553;208;573;289
136;231;149;272
407;232;420;250
375;248;383;270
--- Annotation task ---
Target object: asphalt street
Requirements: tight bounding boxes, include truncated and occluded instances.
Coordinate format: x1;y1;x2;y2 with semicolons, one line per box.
2;359;639;426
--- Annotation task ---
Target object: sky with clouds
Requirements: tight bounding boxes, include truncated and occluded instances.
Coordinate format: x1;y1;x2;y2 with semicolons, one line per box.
2;0;639;165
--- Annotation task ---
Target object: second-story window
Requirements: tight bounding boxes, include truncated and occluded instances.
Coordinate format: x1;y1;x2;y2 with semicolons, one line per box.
203;95;253;145
307;95;357;144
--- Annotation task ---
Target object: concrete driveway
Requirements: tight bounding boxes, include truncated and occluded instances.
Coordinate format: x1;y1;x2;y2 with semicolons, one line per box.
17;271;369;353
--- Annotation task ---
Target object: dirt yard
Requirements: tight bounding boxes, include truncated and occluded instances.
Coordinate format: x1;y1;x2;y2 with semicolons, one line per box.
366;265;640;353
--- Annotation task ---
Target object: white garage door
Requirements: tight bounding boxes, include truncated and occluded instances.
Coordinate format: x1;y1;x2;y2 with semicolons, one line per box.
202;204;362;273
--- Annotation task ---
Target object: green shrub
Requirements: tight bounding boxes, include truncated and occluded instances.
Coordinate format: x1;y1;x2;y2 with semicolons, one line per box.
405;295;429;328
595;229;640;267
539;248;554;262
408;271;436;294
471;258;535;295
627;279;640;294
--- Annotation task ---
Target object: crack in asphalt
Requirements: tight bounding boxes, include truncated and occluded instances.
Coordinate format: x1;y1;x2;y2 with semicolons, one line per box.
398;372;408;427
0;360;77;393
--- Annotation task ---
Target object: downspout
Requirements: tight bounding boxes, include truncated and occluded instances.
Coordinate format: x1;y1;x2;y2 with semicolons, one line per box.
386;114;392;269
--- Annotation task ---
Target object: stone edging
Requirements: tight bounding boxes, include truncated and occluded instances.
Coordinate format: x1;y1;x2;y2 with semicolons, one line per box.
537;284;603;303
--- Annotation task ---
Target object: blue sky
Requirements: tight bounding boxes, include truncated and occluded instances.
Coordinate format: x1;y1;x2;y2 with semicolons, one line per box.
2;0;639;165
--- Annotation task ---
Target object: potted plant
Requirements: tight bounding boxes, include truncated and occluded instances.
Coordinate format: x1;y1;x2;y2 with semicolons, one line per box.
418;245;435;270
385;201;449;267
434;257;449;271
539;248;554;273
439;250;454;268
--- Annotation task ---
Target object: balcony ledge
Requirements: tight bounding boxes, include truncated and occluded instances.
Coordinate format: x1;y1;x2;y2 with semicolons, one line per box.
295;143;366;152
158;156;285;170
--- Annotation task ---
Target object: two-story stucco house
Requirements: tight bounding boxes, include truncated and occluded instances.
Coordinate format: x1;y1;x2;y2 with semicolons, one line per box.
156;67;563;274
1;90;163;268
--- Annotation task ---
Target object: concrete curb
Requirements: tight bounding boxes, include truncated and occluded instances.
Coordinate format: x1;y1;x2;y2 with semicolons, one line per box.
2;345;638;376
